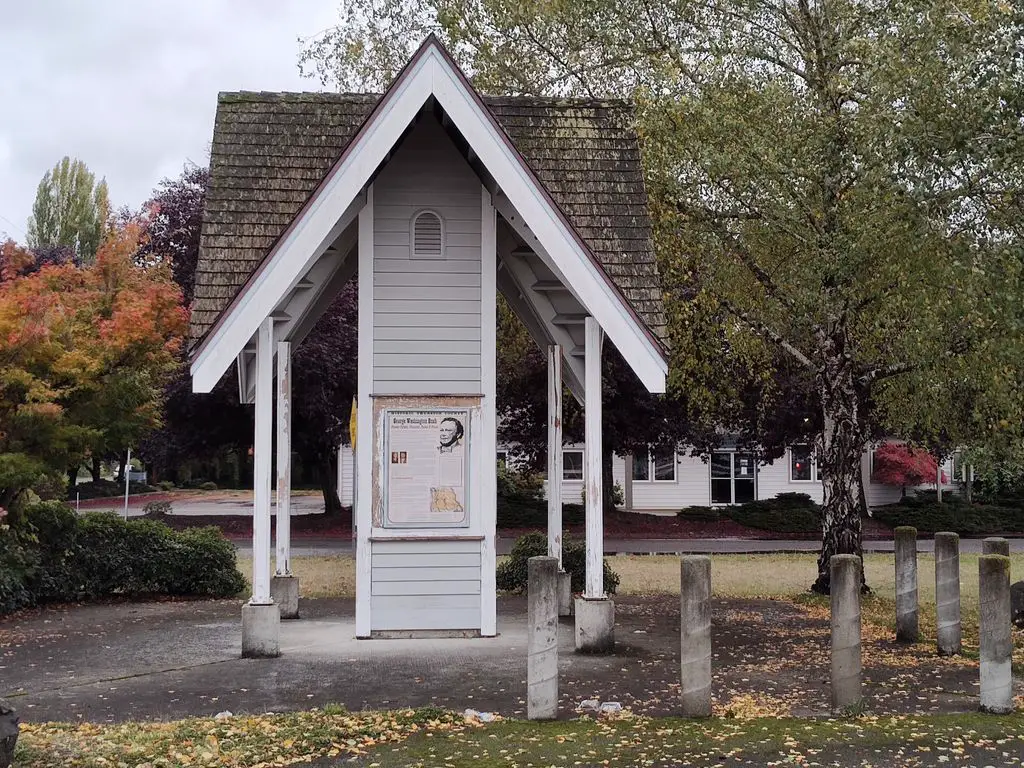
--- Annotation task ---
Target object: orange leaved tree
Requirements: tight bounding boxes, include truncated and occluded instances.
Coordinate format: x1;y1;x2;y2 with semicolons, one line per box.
0;223;187;510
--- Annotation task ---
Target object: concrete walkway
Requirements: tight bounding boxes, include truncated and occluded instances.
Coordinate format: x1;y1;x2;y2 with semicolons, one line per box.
235;535;1024;558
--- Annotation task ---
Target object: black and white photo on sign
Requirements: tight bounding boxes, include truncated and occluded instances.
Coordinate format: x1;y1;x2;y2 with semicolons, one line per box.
384;410;468;526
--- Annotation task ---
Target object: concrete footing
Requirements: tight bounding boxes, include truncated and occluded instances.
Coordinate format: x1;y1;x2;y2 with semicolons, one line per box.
528;556;559;720
574;597;614;653
680;555;712;717
557;571;573;616
241;602;281;658
830;554;862;711
935;532;962;656
271;575;300;620
894;526;919;643
979;554;1014;713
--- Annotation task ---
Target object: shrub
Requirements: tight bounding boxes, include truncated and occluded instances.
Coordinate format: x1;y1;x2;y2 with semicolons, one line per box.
0;503;246;614
677;506;721;522
72;479;157;500
32;472;67;502
199;481;218;491
873;496;1024;535
717;493;822;533
496;531;619;595
496;467;587;528
143;500;173;517
157;481;176;492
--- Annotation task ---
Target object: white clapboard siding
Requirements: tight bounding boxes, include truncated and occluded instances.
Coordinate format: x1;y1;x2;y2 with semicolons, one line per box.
612;453;712;510
756;451;826;504
372;116;482;395
370;539;482;631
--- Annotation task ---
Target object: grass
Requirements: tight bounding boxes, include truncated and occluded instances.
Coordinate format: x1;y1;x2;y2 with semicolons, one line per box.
15;708;1024;767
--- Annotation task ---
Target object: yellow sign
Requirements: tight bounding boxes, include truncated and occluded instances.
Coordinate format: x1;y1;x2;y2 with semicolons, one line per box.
349;398;358;448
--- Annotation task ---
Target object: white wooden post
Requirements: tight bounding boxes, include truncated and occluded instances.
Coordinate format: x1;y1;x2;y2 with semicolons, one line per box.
123;447;131;518
275;341;292;576
252;317;274;605
479;187;498;637
354;185;374;638
937;462;943;504
547;343;563;567
623;454;634;513
584;316;604;599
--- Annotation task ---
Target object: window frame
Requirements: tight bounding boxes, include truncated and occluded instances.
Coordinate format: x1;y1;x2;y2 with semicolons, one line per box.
709;450;758;505
562;449;584;481
631;447;677;483
789;445;819;483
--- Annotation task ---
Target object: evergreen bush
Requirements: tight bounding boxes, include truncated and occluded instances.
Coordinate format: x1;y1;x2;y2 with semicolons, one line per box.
496;531;619;595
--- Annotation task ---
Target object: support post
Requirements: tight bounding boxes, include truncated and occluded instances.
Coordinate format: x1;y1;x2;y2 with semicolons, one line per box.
583;317;603;599
354;185;374;638
479;186;498;637
979;554;1014;714
575;316;613;652
547;344;563;567
830;554;862;711
680;555;712;717
242;317;280;658
894;526;918;643
623;455;634;513
271;340;298;619
528;556;559;720
935;532;962;656
983;537;1010;558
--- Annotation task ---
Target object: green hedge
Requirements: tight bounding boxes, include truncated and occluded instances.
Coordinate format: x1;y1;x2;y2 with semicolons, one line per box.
679;492;823;533
872;495;1024;535
496;531;620;595
0;502;246;614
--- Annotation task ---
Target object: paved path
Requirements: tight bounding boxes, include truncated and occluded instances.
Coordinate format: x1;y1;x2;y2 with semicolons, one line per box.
235;535;1024;558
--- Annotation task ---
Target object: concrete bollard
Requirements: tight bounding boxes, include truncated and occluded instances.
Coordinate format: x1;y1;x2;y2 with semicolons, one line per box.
935;532;962;656
830;554;862;711
979;554;1014;714
680;555;712;717
983;537;1011;558
894;526;919;643
528;555;559;720
0;699;17;768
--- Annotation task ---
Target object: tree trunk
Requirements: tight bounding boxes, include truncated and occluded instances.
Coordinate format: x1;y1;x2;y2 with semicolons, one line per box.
319;448;346;521
90;456;102;483
67;466;79;492
813;366;866;594
602;449;615;513
858;460;870;518
116;451;128;483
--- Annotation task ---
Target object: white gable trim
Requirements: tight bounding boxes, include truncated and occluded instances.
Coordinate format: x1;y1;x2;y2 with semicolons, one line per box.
191;40;666;394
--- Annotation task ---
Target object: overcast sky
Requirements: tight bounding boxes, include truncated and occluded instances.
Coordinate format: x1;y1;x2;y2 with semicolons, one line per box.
0;0;340;241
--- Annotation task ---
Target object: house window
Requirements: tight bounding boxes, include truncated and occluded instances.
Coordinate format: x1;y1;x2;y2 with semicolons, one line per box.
411;210;444;258
632;448;676;482
790;445;817;482
711;451;756;504
562;450;584;481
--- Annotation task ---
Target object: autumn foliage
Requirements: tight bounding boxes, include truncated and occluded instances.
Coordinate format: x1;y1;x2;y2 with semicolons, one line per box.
872;442;940;488
0;224;187;508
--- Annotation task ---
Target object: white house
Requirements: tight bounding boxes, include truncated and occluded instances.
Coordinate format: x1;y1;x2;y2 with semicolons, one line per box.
338;442;959;512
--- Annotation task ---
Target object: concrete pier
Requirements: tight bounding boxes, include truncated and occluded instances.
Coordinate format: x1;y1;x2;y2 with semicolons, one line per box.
894;526;919;643
528;556;559;720
241;602;281;658
557;571;572;617
679;555;712;717
271;575;299;620
574;597;614;653
978;554;1014;714
935;532;962;656
983;537;1011;558
830;554;862;711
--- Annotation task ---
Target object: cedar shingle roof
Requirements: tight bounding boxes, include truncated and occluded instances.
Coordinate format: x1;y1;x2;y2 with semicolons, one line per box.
192;91;665;348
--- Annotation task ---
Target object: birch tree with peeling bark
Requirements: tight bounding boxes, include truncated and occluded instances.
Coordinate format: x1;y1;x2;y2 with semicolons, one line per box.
303;0;1024;591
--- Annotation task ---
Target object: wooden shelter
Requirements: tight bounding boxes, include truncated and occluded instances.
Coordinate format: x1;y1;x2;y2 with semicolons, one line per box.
189;36;667;654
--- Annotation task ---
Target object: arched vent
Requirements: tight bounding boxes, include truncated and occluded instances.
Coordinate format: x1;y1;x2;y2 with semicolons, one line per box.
412;210;444;259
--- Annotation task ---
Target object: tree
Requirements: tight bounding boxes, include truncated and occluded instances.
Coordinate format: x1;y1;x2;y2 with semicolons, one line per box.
292;282;358;518
26;156;110;264
872;443;940;495
0;224;186;509
303;0;1024;592
135;164;209;305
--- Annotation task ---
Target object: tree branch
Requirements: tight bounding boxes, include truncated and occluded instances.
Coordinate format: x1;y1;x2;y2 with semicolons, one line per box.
718;297;817;371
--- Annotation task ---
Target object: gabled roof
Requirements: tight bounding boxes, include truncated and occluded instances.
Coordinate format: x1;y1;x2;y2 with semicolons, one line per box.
189;36;667;394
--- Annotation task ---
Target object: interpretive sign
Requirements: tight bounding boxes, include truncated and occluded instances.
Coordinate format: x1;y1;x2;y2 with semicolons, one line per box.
384;409;470;527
